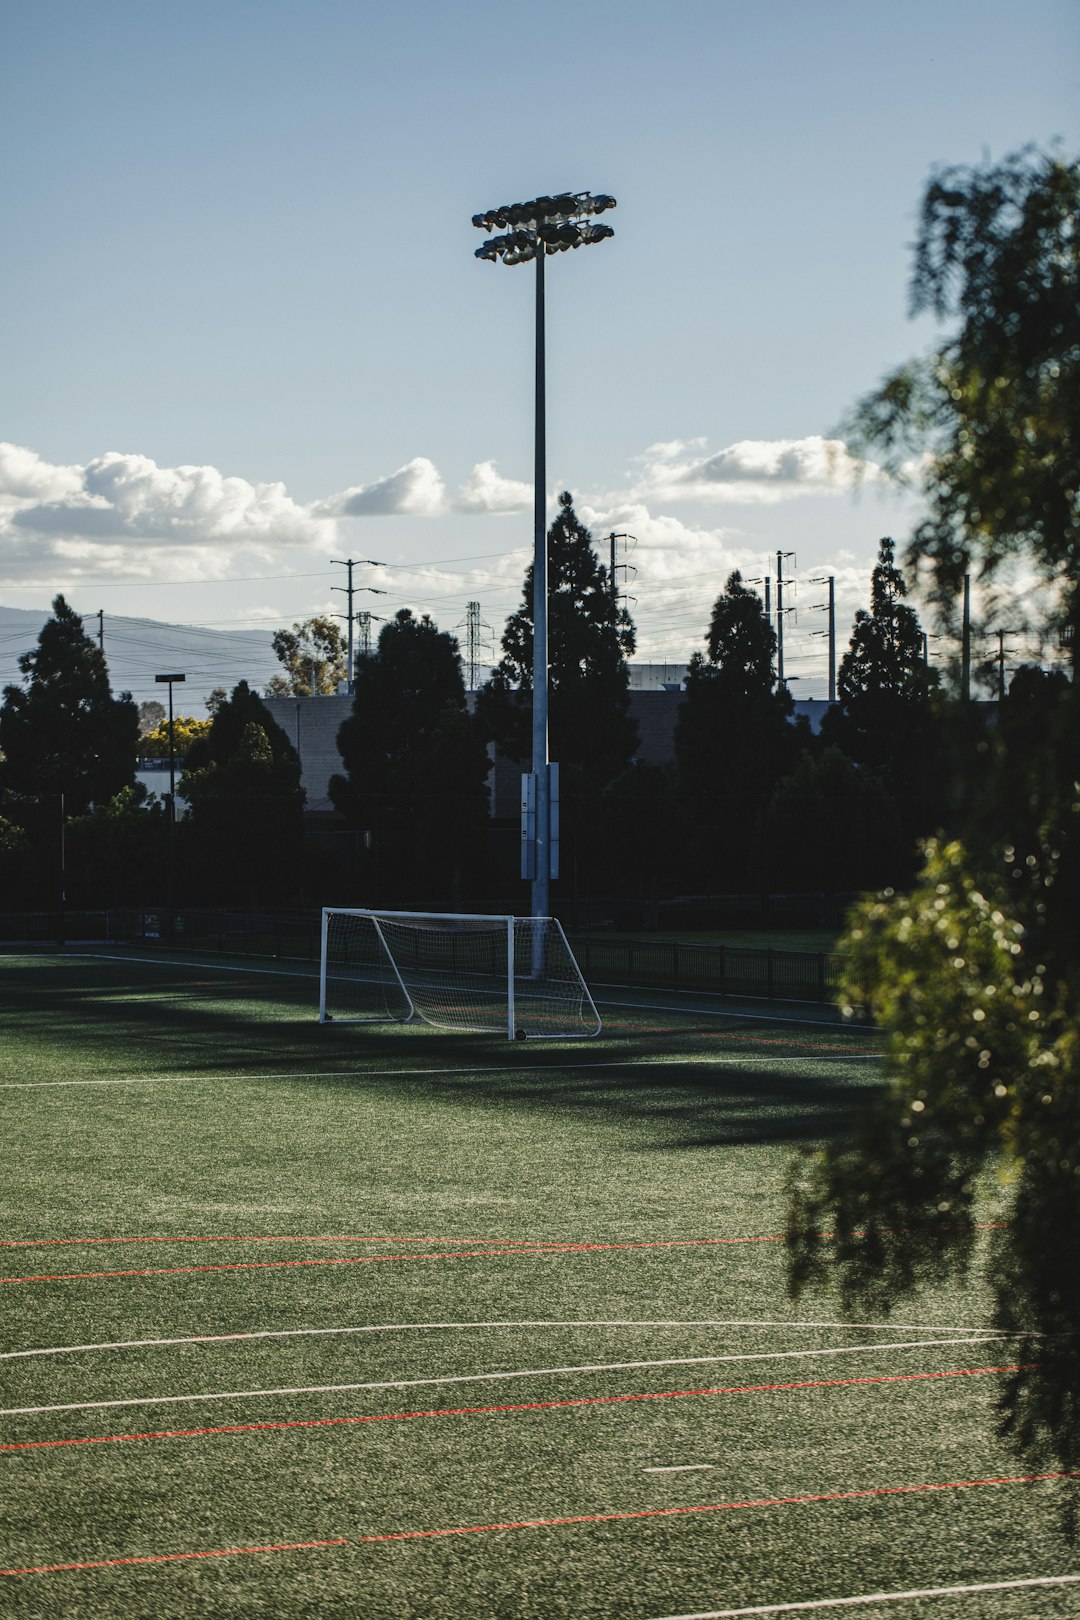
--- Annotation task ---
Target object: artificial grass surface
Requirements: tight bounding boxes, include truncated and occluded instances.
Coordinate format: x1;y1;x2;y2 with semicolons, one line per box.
0;949;1075;1618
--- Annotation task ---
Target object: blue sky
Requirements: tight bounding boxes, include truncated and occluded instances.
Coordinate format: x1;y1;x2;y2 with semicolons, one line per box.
2;0;1076;697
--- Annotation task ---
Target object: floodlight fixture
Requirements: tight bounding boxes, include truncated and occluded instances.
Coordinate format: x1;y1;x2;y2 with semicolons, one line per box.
471;186;616;922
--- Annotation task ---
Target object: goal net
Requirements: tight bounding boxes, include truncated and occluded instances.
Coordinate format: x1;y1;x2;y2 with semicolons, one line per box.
319;910;601;1040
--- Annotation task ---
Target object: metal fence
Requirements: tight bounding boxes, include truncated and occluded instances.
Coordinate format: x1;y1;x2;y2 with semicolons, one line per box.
0;906;856;1008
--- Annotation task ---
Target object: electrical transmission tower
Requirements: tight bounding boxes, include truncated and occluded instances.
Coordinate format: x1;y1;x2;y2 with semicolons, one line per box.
355;610;383;659
456;601;494;690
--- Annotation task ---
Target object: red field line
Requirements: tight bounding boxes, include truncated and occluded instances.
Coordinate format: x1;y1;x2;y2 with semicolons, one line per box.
0;1235;787;1286
0;1364;1020;1456
0;1538;350;1578
0;1233;525;1251
3;1470;1072;1577
359;1469;1076;1544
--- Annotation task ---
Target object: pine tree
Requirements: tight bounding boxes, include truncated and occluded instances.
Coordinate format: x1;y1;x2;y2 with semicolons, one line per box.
180;681;305;905
675;571;795;810
820;539;938;817
477;492;637;792
0;595;138;817
330;610;490;904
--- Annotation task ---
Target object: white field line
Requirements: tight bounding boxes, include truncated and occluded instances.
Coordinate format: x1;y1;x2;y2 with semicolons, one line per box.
644;1465;715;1474
0;1335;1008;1418
0;1319;1006;1363
0;1053;870;1092
648;1572;1080;1618
67;951;876;1034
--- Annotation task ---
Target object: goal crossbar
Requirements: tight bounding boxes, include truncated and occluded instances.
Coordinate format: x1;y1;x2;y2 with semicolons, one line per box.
319;909;601;1040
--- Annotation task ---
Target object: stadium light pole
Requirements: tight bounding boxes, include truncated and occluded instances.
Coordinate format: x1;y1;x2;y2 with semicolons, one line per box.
472;190;616;921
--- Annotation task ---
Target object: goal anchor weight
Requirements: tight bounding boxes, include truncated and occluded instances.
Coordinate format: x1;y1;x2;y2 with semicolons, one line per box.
319;909;601;1041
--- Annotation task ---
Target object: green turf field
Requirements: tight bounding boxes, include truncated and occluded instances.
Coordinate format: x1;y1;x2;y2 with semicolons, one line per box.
1;950;1075;1618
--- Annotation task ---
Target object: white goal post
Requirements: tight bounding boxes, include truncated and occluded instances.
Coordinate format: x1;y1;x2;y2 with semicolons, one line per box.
319;909;601;1040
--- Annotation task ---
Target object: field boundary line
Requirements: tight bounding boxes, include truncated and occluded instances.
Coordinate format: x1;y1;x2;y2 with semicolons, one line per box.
357;1470;1075;1544
0;1318;1002;1362
0;1234;790;1286
0;1055;858;1091
0;1366;1022;1455
0;1233;524;1251
0;1538;349;1578
65;951;874;1032
648;1571;1080;1617
0;1336;1009;1417
4;1474;1070;1579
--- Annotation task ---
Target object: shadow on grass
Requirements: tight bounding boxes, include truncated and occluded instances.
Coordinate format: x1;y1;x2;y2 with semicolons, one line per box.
1;952;882;1150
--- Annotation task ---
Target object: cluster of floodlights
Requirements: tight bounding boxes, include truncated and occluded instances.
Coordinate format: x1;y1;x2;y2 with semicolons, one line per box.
473;191;616;265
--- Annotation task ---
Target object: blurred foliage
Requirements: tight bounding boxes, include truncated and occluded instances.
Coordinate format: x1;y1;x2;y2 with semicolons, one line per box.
842;147;1079;658
789;146;1080;1506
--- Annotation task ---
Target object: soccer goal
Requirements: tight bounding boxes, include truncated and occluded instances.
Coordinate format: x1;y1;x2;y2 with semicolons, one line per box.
319;909;601;1040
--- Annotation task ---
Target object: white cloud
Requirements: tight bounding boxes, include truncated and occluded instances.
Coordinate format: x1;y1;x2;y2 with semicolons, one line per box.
318;456;446;517
453;460;532;514
0;442;83;504
11;450;329;548
632;435;881;505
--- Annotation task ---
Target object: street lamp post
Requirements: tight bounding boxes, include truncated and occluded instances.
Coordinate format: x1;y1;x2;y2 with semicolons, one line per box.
155;672;186;918
472;190;616;921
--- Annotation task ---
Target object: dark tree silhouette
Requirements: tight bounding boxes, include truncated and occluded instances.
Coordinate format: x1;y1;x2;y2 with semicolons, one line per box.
675;571;796;888
180;681;305;905
0;595;138;817
478;492;637;793
330;610;490;905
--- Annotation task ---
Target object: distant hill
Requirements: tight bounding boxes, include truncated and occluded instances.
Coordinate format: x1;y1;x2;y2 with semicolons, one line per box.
0;603;281;716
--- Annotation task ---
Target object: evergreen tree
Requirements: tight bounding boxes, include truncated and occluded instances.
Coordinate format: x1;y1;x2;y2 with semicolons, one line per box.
674;572;796;887
180;681;305;905
330;610;490;905
819;538;939;855
0;595;138;817
477;493;637;792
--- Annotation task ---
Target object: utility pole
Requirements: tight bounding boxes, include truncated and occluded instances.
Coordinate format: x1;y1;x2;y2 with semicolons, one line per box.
332;558;385;694
455;601;493;691
961;574;972;701
810;575;836;701
776;551;795;687
96;610;104;652
747;576;771;624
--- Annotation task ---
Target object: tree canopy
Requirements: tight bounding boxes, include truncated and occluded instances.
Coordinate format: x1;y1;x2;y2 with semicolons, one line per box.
675;571;794;804
478;493;638;792
0;595;138;817
820;539;939;820
266;616;348;697
787;148;1080;1497
330;610;490;904
843;147;1080;660
180;680;305;904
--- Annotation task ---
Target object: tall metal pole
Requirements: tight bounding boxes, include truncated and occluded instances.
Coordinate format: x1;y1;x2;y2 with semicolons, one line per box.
345;561;354;694
961;575;972;701
776;552;786;687
532;238;549;922
827;575;836;703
